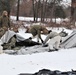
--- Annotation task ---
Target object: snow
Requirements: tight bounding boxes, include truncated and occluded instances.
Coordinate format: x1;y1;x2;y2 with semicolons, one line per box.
0;28;75;75
0;17;76;75
0;48;76;75
10;16;40;22
17;32;47;42
10;16;64;24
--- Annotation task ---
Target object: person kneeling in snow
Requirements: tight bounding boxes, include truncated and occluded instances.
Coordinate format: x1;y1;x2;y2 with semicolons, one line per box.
43;30;68;51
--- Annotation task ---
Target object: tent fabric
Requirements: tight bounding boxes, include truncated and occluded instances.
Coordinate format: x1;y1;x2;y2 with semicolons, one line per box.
0;30;16;44
60;31;76;48
0;30;26;45
16;33;26;42
0;30;42;46
1;29;76;50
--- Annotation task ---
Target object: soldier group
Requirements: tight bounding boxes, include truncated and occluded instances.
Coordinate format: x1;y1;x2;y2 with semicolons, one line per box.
0;10;68;53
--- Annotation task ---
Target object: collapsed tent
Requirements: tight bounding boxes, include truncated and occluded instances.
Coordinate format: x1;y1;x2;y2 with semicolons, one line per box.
60;30;76;49
0;30;47;50
0;30;42;50
0;30;16;44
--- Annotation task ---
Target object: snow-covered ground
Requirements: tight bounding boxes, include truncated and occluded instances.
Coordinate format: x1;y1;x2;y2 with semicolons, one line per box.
0;27;76;75
10;16;70;24
0;48;76;75
0;17;76;75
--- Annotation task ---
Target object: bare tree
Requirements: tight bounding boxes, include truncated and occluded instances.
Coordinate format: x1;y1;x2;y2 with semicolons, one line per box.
40;0;47;22
32;0;36;22
16;0;20;21
71;0;76;25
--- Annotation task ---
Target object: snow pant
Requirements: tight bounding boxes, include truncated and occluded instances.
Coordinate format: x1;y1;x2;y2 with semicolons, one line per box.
48;35;61;50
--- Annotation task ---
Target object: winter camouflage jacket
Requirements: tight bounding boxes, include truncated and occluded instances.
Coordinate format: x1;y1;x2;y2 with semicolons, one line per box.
30;25;47;43
0;16;10;29
0;11;10;38
44;32;59;44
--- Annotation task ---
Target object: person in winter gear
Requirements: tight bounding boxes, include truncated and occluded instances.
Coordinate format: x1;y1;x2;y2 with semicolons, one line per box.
43;30;68;51
0;10;10;38
28;25;49;43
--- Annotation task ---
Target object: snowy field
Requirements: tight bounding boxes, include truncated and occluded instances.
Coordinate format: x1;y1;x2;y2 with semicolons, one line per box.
0;16;76;75
0;48;76;75
0;27;76;75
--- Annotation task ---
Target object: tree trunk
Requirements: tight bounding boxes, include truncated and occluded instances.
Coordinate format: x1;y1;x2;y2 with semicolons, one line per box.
16;0;20;21
32;0;36;22
50;0;55;22
7;0;10;17
71;0;76;25
45;0;48;22
35;0;39;22
40;1;43;22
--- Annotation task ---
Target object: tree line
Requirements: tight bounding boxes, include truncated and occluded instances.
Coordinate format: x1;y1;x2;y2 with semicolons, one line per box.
0;0;71;23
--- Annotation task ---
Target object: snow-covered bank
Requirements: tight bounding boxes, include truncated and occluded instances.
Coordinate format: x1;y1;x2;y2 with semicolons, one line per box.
10;16;70;24
0;48;76;75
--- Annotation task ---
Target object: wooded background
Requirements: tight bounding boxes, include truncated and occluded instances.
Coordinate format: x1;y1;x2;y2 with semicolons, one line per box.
0;0;75;24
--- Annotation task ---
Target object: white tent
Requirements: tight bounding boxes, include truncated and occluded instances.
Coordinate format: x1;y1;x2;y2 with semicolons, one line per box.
60;30;76;48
